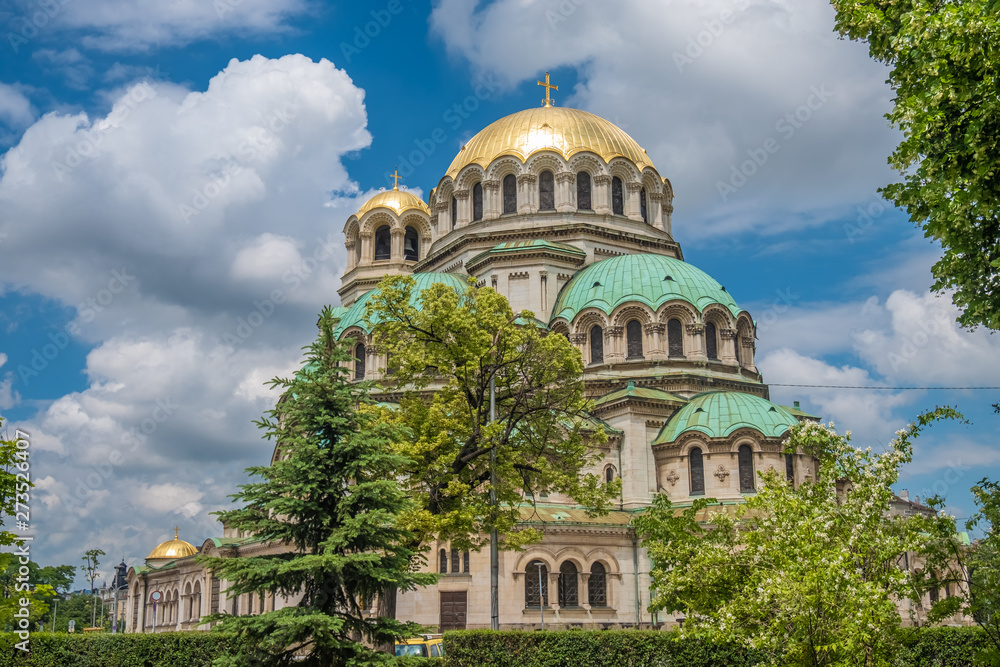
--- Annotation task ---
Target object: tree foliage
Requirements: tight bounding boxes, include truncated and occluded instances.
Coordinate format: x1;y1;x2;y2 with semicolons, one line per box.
198;306;436;667
364;276;618;550
0;418;29;550
831;0;1000;330
634;408;964;667
965;478;1000;665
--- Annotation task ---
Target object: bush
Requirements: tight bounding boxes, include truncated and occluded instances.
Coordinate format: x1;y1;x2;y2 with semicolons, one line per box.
895;626;990;667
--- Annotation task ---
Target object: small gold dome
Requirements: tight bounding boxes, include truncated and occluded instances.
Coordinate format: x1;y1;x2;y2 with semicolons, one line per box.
147;528;197;560
445;106;656;179
357;185;430;218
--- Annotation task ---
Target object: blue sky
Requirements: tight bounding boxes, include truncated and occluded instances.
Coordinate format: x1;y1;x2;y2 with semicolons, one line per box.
0;0;997;583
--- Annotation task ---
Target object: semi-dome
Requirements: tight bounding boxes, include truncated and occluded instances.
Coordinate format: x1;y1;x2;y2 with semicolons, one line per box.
551;254;743;323
445;106;656;179
357;185;430;218
334;272;469;337
654;392;799;444
147;529;197;561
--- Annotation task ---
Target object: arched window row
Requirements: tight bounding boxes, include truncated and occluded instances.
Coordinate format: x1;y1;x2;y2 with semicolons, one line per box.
357;223;424;264
525;560;609;609
438;547;472;575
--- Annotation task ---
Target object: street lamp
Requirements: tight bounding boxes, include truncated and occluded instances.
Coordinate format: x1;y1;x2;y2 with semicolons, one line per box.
531;560;545;630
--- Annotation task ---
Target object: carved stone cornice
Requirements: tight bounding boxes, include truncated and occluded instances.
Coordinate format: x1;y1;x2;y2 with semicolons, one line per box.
359;232;372;240
685;324;704;335
482;179;500;191
569;333;587;345
626;182;643;193
593;175;612;186
720;328;738;340
556;172;575;184
606;326;624;337
516;174;537;185
454;189;469;200
648;192;663;203
644;323;665;335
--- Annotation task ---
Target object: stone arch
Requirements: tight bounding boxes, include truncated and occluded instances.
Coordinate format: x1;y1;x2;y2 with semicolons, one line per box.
567;152;606;178
514;549;557;574
679;437;709;458
611;303;654;327
603;462;617;484
657;301;697;326
640;168;663;196
552;547;589;572
607;157;640;184
359;210;396;236
571;309;610;336
585;549;622;574
525;151;564;177
485;156;523;182
455;164;486;191
702;304;734;330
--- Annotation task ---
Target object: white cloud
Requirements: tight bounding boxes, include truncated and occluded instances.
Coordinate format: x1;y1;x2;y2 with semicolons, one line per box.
0;82;35;132
0;352;19;410
0;54;372;571
429;0;899;240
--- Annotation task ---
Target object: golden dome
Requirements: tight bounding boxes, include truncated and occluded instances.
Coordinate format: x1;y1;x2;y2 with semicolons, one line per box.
147;528;197;560
445;106;656;179
357;185;430;218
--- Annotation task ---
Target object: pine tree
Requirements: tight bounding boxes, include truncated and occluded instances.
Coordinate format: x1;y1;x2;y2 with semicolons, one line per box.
199;306;435;667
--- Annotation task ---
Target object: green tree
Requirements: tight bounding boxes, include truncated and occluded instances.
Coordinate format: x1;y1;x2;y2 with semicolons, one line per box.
0;559;75;629
81;548;104;628
364;276;618;619
198;306;435;667
0;417;30;549
634;409;963;667
965;478;1000;665
830;0;1000;330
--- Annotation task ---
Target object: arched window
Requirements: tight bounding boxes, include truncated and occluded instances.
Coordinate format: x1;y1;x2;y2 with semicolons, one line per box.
785;453;795;485
439;549;447;574
451;195;457;229
354;237;361;266
667;318;683;357
354;343;366;380
502;174;517;214
403;226;419;261
451;548;460;573
558;562;579;607
589;562;607;607
373;225;391;261
738;444;755;493
640;187;648;223
473;182;484;221
576;172;592;210
705;322;718;360
525;561;548;608
539;170;555;210
463;551;470;573
605;466;615;483
626;320;643;359
690;447;705;495
612;176;624;215
930;586;939;605
590;325;604;364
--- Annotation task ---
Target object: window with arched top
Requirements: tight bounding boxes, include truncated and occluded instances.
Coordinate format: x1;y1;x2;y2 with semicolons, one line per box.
590;325;604;364
690;447;705;495
738;444;755;492
439;549;447;574
558;561;579;607
373;225;391;261
667;318;683;357
626;320;643;359
576;172;592;210
612;176;624;215
451;548;460;573
525;561;548;608
354;343;366;380
605;466;615;483
503;174;517;214
785;453;795;486
640;187;648;223
451;195;457;229
473;182;484;221
705;322;718;360
403;226;418;261
463;551;470;573
539;170;555;210
589;562;607;607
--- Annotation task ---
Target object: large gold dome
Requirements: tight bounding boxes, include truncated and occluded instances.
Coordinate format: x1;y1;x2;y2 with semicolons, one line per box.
147;530;197;560
445;106;656;179
357;186;430;218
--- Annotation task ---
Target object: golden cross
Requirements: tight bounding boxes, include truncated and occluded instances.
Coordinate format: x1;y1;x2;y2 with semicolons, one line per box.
537;72;558;107
173;526;180;540
390;169;402;189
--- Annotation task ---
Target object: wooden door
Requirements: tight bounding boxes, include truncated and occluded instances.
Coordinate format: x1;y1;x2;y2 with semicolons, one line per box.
440;591;467;631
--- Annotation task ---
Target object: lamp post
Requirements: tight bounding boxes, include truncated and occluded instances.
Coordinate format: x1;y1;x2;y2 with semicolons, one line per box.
531;560;545;630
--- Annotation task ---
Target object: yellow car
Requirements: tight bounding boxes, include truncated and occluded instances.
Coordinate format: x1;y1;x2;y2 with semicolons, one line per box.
394;635;445;658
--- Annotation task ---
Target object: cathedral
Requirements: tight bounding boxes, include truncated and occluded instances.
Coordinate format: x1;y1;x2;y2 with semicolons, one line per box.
128;76;917;632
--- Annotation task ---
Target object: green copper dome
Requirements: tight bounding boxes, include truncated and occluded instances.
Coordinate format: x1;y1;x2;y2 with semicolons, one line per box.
653;391;799;444
550;254;743;323
333;272;468;337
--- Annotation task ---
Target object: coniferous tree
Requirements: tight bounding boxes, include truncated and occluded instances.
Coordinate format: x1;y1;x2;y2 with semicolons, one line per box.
199;306;435;667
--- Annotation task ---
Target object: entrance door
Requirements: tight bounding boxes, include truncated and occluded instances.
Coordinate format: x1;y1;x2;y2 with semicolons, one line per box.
440;591;467;631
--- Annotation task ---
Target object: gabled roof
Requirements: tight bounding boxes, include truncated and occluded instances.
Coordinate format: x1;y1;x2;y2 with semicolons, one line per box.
654;391;798;444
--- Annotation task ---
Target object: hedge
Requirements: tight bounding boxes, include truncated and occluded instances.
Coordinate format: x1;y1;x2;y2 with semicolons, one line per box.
0;632;441;667
442;627;992;667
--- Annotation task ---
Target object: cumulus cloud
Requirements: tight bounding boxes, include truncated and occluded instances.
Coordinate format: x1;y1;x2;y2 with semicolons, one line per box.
0;54;371;569
429;0;898;240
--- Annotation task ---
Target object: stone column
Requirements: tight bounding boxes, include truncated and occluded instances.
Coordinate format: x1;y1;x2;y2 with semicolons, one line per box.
517;173;537;214
434;201;448;240
569;332;587;360
720;328;738;364
482;179;500;220
345;240;356;270
580;572;591;611
539;270;548;314
648;192;664;228
626;182;643;221
454;189;470;227
593;175;612;214
556;172;575;212
686;323;706;360
547;571;559;610
645;322;666;360
358;232;372;266
390;227;404;262
662;200;674;236
741;338;757;372
606;325;625;362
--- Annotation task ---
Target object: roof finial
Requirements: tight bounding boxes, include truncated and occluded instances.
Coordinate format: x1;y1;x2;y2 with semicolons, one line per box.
390;169;402;190
537;71;558;107
173;526;180;540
